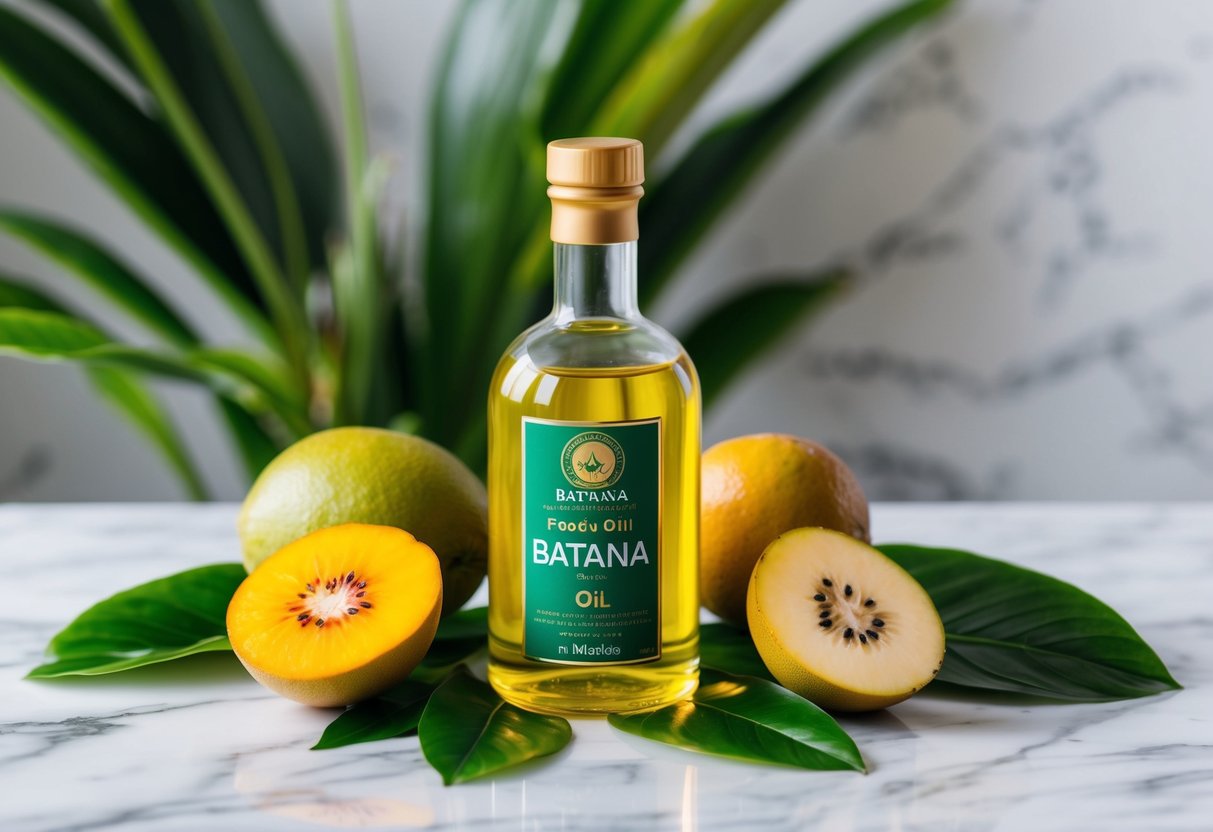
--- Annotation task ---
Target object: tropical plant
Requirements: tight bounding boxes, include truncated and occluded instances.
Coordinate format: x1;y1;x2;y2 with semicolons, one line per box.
0;0;952;497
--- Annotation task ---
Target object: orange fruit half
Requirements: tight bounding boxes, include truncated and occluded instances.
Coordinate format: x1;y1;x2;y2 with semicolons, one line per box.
227;523;443;706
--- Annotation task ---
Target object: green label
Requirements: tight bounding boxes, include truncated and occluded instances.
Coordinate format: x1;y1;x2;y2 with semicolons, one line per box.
522;417;661;665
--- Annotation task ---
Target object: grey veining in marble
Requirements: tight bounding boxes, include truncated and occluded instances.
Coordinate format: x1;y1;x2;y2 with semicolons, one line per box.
1;503;1210;831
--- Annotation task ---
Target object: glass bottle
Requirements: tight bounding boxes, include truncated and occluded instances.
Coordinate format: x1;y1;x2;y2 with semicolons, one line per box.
487;138;700;715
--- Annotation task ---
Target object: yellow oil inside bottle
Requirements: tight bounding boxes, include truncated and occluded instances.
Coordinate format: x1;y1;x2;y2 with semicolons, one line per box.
487;348;700;715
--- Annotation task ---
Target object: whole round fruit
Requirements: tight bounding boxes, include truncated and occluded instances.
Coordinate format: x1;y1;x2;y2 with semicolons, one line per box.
239;427;487;616
227;523;443;707
700;433;870;626
747;527;944;711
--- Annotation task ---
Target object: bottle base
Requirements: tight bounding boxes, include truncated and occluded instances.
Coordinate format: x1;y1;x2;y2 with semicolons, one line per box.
488;657;699;717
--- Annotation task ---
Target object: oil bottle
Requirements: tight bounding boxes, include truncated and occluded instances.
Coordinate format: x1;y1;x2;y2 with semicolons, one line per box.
487;137;700;715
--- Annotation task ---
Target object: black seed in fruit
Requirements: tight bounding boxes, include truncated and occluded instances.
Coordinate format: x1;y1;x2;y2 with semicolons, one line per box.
315;618;325;628
844;628;854;639
858;633;868;644
361;602;372;609
356;591;366;598
347;572;355;583
873;618;884;627
844;584;853;597
819;610;831;619
348;608;358;615
814;593;826;602
297;613;309;621
306;583;314;592
358;581;367;589
297;593;307;599
864;599;875;607
867;630;879;640
822;578;833;587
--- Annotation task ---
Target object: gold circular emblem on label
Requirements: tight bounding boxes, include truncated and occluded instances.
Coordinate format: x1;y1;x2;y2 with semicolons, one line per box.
561;431;625;489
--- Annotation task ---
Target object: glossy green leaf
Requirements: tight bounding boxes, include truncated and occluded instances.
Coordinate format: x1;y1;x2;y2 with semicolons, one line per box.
0;274;67;313
105;0;308;375
312;679;434;750
191;347;308;433
880;544;1181;701
699;623;774;681
0;4;269;338
640;0;954;304
506;0;788;320
434;606;487;641
608;668;865;772
680;270;850;407
27;563;245;677
422;0;576;446
0;309;205;383
122;0;285;275
36;0;132;69
409;608;489;684
419;666;572;785
0;308;305;417
87;367;208;500
216;394;283;480
0;211;196;347
410;637;485;685
331;0;392;428
205;0;337;271
592;0;787;157
0;307;110;355
0;291;211;498
540;0;683;140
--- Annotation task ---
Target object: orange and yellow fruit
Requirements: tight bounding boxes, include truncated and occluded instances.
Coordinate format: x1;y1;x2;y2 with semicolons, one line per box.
227;523;442;707
238;427;487;616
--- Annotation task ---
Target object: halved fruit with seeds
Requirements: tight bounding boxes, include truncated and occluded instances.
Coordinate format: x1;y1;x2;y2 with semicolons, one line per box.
747;527;944;712
227;523;442;707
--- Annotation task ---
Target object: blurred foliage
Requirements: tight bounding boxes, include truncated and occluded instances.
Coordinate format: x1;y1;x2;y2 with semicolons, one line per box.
0;0;951;497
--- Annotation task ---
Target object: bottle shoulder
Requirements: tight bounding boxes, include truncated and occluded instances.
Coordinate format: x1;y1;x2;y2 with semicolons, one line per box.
498;313;688;374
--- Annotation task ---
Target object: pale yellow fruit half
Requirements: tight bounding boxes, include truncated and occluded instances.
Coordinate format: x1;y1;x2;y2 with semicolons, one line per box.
747;527;944;712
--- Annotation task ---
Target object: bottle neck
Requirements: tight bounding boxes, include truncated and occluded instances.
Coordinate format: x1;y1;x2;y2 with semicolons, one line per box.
552;242;639;323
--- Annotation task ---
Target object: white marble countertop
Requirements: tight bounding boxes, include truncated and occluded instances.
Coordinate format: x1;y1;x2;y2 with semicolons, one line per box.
2;503;1209;831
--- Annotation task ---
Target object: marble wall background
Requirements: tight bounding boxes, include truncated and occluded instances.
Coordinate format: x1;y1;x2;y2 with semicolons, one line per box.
1;0;1210;501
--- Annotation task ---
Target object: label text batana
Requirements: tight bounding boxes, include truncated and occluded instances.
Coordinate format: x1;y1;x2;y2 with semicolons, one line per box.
531;539;650;568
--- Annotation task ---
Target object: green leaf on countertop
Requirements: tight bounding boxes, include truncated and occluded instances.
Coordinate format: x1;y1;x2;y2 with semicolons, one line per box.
434;606;487;641
699;623;775;681
410;637;486;686
880;544;1182;701
312;679;435;750
608;668;865;772
419;666;572;785
27;563;246;677
406;607;489;684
